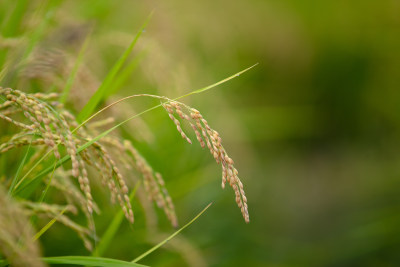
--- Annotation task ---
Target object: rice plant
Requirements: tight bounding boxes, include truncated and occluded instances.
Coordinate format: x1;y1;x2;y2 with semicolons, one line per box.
0;1;254;266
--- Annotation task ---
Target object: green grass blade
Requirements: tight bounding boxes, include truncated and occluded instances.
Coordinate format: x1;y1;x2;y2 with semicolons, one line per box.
93;181;141;257
104;52;145;99
11;149;53;196
8;139;33;195
1;0;29;37
13;65;257;196
182;63;258;97
22;1;61;63
132;203;212;263
42;256;148;267
0;0;61;84
37;157;58;202
60;33;91;104
33;206;68;241
77;12;153;122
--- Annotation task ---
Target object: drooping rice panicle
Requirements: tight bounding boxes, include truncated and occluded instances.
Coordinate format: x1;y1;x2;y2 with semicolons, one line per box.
1;87;249;235
0;138;45;153
90;141;134;223
163;102;192;144
162;99;250;223
124;139;178;227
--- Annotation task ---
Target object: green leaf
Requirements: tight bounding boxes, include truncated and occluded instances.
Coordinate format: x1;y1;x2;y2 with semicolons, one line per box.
132;203;212;263
8;138;34;195
0;0;61;84
21;0;62;60
37;157;58;203
1;0;29;37
60;33;91;104
104;52;145;99
42;256;148;267
33;206;68;241
77;12;153;122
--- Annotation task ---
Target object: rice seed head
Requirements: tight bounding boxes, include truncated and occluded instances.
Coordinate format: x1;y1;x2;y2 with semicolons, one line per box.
91;142;134;223
163;100;250;223
1;87;62;159
1;87;249;233
163;103;192;144
124;140;178;227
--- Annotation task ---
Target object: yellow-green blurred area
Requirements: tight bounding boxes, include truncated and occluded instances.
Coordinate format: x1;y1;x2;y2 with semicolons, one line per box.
2;0;400;266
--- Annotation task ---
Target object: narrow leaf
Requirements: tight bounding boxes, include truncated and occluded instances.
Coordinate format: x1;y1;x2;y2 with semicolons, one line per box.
60;33;91;103
132;203;212;263
0;0;61;84
22;1;61;63
8;139;33;195
42;256;148;267
77;12;153;122
182;63;258;97
1;0;29;37
104;52;145;99
33;206;68;241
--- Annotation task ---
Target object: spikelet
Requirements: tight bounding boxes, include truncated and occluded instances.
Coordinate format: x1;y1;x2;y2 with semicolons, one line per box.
51;168;100;216
0;138;45;153
0;87;61;158
162;99;250;223
1;88;249;231
99;136;178;227
0;112;35;130
163;102;192;144
124;140;178;227
89;141;134;223
0;87;97;215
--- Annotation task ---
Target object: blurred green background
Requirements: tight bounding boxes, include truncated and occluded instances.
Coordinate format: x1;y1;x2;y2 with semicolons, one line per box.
2;0;400;266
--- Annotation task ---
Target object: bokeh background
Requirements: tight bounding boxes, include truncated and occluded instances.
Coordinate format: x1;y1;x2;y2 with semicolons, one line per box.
2;0;400;266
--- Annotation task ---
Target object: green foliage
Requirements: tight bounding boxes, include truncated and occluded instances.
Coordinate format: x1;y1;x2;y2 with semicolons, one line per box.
59;34;91;104
77;12;153;122
0;1;255;266
4;0;400;266
42;256;148;267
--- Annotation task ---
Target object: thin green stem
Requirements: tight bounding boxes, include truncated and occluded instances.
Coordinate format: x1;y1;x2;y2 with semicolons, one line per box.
132;203;212;263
